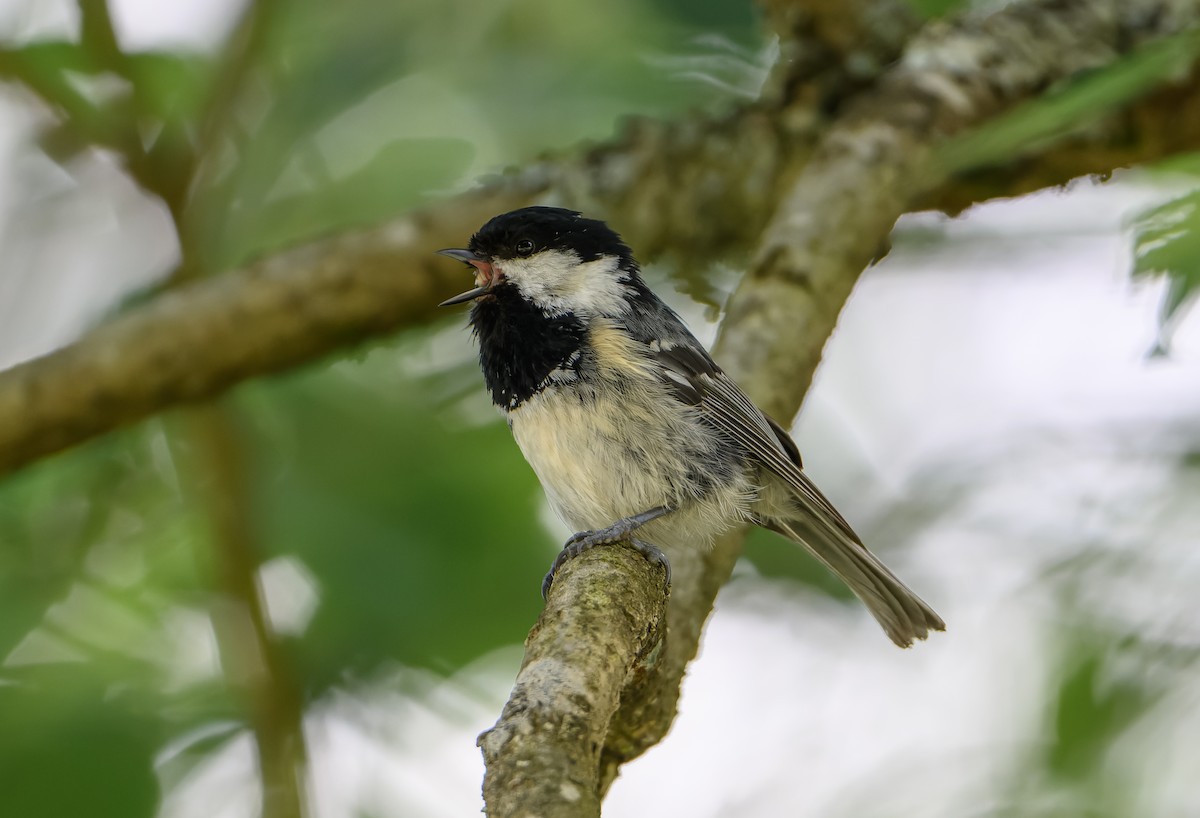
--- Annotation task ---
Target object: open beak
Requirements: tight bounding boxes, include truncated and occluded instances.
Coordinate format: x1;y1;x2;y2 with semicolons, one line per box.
437;248;498;306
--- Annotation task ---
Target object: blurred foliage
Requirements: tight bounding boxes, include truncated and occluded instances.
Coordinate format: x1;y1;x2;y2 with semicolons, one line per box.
191;0;763;272
238;344;553;683
1130;182;1200;354
939;27;1200;174
905;0;967;19
742;526;855;601
1047;642;1156;782
0;666;161;818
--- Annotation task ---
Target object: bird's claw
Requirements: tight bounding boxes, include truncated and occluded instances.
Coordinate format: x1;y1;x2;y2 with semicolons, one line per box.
541;535;671;600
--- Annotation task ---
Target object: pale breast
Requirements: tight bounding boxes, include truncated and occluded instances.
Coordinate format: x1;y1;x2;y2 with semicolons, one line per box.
508;384;685;531
504;319;756;544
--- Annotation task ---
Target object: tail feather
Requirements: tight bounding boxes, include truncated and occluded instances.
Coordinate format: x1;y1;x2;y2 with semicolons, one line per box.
766;517;945;648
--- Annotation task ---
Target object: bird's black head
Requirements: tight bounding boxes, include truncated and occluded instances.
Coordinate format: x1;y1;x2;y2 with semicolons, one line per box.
469;206;635;268
436;207;645;408
438;207;640;317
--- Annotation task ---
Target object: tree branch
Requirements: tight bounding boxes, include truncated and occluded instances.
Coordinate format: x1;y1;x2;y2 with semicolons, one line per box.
656;0;1200;758
928;64;1200;215
596;0;1200;796
478;545;669;818
0;192;530;474
185;404;308;818
720;0;1200;418
1;3;1197;479
756;0;919;109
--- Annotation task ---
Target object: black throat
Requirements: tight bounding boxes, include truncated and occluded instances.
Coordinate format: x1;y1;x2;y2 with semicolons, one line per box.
468;285;586;409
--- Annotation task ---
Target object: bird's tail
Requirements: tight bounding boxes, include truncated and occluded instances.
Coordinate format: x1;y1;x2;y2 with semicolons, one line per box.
766;514;945;648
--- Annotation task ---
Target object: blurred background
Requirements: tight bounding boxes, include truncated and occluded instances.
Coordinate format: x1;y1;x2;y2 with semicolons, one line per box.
1;1;1198;817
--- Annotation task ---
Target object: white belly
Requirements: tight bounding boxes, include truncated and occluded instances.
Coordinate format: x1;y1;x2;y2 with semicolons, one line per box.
507;385;755;547
509;387;674;530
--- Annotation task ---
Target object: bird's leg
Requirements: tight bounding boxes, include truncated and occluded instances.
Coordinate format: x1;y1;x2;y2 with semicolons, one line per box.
541;506;674;600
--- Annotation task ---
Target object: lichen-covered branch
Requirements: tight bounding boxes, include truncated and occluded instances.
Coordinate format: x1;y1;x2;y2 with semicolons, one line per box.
756;0;919;108
1;2;1198;478
720;0;1200;418
927;64;1200;216
478;545;669;818
596;0;1200;790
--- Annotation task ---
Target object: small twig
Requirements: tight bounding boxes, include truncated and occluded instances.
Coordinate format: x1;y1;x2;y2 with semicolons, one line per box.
184;404;308;818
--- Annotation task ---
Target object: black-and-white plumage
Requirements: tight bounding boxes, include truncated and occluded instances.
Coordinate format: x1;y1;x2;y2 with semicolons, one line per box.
439;206;944;647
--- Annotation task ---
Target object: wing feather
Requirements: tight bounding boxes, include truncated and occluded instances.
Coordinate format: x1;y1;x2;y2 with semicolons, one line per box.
622;303;944;646
653;338;860;543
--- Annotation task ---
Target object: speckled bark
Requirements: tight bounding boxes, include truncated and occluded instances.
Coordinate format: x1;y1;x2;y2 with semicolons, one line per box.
595;0;1200;798
719;0;1200;419
479;545;668;818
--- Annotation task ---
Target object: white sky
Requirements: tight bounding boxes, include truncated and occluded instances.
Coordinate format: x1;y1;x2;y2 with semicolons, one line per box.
0;0;242;50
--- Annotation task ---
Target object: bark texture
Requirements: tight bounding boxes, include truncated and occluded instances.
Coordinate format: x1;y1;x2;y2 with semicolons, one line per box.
478;546;669;818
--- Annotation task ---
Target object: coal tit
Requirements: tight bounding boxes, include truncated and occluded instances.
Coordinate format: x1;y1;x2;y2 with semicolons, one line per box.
439;207;944;647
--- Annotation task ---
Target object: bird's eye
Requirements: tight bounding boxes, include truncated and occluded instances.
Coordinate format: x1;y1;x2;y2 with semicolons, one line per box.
515;239;535;257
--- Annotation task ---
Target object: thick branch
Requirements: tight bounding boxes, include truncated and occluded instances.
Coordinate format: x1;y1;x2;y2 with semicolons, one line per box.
596;0;1200;783
1;2;1199;477
927;65;1200;214
721;0;1200;418
479;545;668;818
0;192;530;474
757;0;919;108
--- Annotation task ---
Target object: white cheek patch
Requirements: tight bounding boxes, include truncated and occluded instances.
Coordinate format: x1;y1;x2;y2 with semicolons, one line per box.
500;251;632;317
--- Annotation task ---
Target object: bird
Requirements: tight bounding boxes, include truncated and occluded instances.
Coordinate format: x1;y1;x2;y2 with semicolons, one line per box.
437;206;944;647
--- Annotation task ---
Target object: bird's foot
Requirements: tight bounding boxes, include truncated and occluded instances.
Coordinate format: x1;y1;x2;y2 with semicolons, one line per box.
540;508;673;600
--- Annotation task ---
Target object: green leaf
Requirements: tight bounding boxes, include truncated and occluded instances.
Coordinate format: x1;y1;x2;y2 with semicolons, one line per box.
124;51;211;125
940;29;1200;173
1046;644;1159;783
1130;189;1200;353
0;42;113;130
234;342;553;685
905;0;967;19
0;666;162;818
